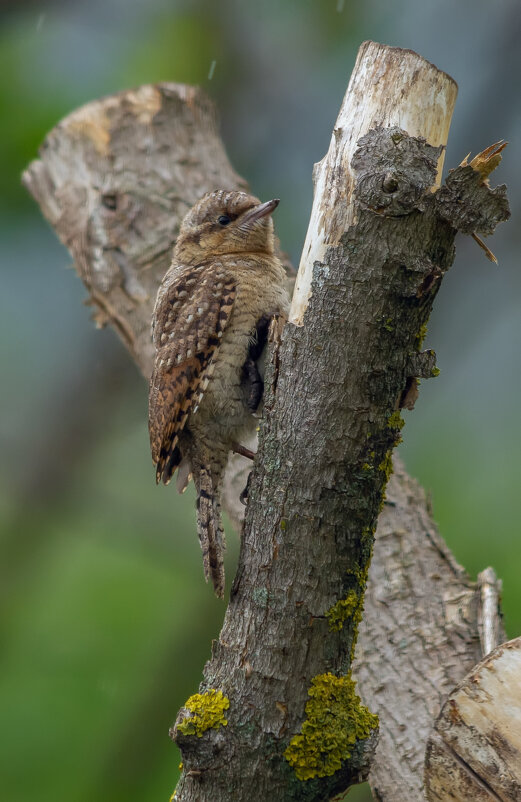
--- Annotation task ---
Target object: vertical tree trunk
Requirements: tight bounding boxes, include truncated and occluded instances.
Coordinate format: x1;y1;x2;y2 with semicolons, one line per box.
172;43;507;802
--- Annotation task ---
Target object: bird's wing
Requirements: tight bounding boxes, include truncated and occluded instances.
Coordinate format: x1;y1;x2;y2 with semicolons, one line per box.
148;263;236;484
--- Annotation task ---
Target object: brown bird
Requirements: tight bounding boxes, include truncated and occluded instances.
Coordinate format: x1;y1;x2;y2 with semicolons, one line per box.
148;190;290;597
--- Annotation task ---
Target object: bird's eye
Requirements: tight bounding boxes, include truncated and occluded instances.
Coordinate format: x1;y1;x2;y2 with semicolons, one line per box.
218;215;231;226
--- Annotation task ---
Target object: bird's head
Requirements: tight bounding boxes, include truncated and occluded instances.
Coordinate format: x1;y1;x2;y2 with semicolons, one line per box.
174;190;279;264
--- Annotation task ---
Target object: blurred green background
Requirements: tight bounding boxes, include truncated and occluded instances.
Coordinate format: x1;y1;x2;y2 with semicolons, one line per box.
1;1;519;800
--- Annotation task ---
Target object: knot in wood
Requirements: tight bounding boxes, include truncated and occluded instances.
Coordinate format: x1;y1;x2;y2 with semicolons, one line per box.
95;190;138;235
351;127;442;216
382;172;399;194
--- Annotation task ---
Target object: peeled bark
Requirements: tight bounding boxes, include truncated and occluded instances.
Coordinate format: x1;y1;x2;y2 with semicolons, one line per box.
23;42;510;802
291;41;457;326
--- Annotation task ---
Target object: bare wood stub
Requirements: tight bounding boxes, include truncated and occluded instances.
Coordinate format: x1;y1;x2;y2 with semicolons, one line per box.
477;567;503;657
290;40;458;326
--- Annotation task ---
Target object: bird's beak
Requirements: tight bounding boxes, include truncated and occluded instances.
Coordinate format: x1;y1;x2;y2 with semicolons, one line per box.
241;198;280;226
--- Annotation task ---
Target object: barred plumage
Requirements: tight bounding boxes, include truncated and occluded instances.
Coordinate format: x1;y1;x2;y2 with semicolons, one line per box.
148;190;290;597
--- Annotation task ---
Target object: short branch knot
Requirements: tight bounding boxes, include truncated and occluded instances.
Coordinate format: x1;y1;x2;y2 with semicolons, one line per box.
351;127;443;216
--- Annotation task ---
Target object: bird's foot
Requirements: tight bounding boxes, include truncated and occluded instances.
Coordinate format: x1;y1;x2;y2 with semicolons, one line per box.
241;355;264;412
240;471;253;505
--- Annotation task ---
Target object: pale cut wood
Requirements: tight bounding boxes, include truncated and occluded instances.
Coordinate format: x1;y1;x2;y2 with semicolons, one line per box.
290;41;458;326
425;637;521;801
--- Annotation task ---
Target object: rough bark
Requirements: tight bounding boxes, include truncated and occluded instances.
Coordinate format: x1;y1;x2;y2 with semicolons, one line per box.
23;42;510;802
222;445;506;801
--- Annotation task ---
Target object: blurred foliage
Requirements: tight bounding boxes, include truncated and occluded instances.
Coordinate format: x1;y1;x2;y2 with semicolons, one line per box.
117;13;223;87
1;1;520;801
0;17;68;214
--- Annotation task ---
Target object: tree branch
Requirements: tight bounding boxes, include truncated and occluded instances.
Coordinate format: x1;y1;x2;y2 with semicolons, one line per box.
23;83;248;378
23;42;509;802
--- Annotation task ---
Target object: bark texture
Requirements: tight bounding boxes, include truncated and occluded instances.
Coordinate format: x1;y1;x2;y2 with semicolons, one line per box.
222;448;506;801
23;42;510;802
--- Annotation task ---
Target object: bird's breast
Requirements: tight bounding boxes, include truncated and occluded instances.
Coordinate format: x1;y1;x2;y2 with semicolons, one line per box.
189;261;289;431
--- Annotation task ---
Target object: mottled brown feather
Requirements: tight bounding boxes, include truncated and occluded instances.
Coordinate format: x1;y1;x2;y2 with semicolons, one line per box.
148;265;236;484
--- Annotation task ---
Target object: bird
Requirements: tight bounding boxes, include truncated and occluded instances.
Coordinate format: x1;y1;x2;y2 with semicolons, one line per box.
148;190;290;598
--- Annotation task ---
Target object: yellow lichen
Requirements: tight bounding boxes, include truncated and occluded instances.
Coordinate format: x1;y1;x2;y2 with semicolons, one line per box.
176;689;230;737
346;531;373;590
327;529;374;660
378;451;394;482
284;673;378;781
416;323;428;349
326;591;358;631
387;411;405;430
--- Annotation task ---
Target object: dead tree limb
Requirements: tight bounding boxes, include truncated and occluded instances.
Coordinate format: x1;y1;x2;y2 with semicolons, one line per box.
23;41;509;802
22;83;248;378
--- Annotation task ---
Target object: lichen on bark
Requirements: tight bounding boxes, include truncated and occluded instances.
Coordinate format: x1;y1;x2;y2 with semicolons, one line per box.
326;591;359;632
284;673;379;781
176;690;230;738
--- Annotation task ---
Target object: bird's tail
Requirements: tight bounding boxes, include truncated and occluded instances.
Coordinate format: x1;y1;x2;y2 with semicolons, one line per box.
193;461;226;598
